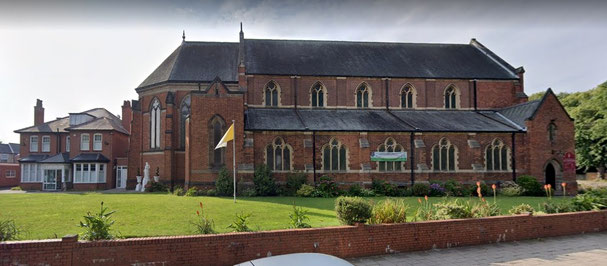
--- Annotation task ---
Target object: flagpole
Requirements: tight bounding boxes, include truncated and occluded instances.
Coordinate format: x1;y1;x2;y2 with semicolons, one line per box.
232;120;236;203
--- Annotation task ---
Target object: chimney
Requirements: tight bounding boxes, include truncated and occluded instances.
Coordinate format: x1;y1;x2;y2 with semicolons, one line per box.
121;100;133;134
34;99;44;126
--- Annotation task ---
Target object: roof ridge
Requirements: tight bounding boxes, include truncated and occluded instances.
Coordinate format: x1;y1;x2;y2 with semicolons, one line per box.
245;38;471;46
13;116;69;133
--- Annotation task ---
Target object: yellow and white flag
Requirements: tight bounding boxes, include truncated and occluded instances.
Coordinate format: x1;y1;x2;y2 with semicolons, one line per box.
214;123;234;150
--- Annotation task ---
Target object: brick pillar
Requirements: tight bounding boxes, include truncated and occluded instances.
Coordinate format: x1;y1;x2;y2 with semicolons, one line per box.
185;117;190;190
164;102;175;186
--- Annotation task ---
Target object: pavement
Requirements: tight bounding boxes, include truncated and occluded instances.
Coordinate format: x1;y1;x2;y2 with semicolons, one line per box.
348;232;607;266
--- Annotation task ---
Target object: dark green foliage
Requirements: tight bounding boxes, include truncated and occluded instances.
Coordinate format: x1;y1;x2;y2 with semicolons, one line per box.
370;179;399;196
541;201;575;213
315;176;339;198
571;193;607;211
411;183;431;196
172;186;185;196
289;204;311;228
371;179;386;195
253;165;277;196
285;172;308;196
429;181;446;197
0;219;19;241
296;184;315;197
240;188;257;197
347;184;364;196
185;187;199;197
147;182;168;193
79;202;115;241
227;212;253;232
215;167;234;196
516;175;545;196
206;189;216;196
334;196;372;225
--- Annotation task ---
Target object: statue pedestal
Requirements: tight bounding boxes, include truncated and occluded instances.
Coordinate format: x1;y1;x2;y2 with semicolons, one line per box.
153;176;160;183
136;176;142;192
142;176;150;192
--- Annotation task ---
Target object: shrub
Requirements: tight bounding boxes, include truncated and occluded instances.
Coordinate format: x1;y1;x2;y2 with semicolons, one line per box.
253;165;277;196
0;219;19;241
434;199;475;219
289;204;311;228
541;201;575;213
316;176;339;198
571;193;607;211
382;183;400;197
192;202;215;234
509;203;535;215
500;186;523;197
347;184;364;196
172;186;185;196
185;187;199;197
296;184;316;197
429;182;446;197
148;182;168;193
79;202;115;241
369;199;408;224
472;202;500;218
10;186;22;191
227;212;253;232
443;180;464;197
411;183;430;197
206;189;216;196
397;186;412;197
472;182;490;197
334;196;372;225
285;172;308;196
361;188;376;197
516;175;544;196
371;179;386;195
240;188;257;197
215;167;234;196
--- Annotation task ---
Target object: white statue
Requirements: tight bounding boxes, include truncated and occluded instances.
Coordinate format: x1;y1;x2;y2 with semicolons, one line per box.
142;162;151;192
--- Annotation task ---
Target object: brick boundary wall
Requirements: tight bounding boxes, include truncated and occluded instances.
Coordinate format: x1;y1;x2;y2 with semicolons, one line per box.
2;211;607;265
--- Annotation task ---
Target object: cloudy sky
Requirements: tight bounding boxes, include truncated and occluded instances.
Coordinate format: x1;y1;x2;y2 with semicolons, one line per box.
1;0;606;143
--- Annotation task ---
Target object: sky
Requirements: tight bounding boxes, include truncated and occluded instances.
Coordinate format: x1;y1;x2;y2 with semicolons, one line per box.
1;0;606;143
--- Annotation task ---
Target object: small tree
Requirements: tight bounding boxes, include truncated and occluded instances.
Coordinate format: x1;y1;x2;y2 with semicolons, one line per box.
79;202;116;240
253;165;277;196
215;167;234;196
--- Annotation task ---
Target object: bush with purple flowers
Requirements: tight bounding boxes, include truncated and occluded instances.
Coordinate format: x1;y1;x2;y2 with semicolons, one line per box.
429;183;446;197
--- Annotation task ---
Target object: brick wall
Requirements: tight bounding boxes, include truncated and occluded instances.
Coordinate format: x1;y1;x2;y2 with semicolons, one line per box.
2;211;606;266
0;163;20;188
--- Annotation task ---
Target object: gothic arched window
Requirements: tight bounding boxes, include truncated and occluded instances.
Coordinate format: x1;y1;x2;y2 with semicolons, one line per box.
401;84;415;109
150;98;161;149
485;139;509;171
264;81;279;107
311;82;326;107
179;95;191;149
444;86;459;109
266;137;292;171
323;138;347;171
378;138;404;172
548;121;557;143
209;116;226;168
432;138;457;171
356;84;370;108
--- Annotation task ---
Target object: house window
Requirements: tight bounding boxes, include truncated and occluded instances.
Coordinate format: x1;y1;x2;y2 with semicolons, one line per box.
401;84;415;108
356;84;370;108
5;170;16;178
444;86;459;109
21;163;41;182
80;134;90;151
73;163;107;183
93;134;102;151
264;81;279;107
30;136;38;152
378;138;404;172
209;115;225;168
432;138;457;171
266;137;292;171
180;95;191;149
66;136;70;152
311;83;325;107
41;136;51;152
548;121;557;143
0;154;7;163
486;139;509;171
150;98;161;149
323;139;347;171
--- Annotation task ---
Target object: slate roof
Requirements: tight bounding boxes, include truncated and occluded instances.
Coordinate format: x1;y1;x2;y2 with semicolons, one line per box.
15;108;128;134
497;100;541;128
245;108;522;133
0;143;19;154
19;154;49;163
39;153;70;164
138;42;240;89
137;38;519;89
71;153;110;163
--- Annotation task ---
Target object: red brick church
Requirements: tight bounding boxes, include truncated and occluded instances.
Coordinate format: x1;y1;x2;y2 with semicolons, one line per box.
125;28;576;192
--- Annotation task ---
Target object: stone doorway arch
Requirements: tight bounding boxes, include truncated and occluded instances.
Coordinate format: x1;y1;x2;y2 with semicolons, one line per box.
544;159;563;192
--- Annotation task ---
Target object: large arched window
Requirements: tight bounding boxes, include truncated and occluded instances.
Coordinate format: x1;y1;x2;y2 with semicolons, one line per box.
377;138;404;172
311;82;326;107
179;95;191;149
485;139;509;171
264;81;280;107
548;121;557;143
208;115;226;168
150;98;161;149
401;84;416;109
323;138;347;171
432;138;457;171
356;83;371;108
444;86;459;109
266;137;292;171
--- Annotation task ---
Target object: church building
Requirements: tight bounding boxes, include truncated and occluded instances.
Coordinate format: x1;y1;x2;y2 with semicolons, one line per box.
125;28;576;192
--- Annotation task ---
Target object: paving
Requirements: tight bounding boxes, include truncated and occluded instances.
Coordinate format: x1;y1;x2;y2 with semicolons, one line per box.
348;232;607;266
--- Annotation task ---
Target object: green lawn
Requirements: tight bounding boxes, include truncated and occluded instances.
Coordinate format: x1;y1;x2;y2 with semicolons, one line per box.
0;193;566;240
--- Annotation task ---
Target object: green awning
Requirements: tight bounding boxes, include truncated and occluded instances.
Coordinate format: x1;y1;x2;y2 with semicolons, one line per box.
371;152;407;162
